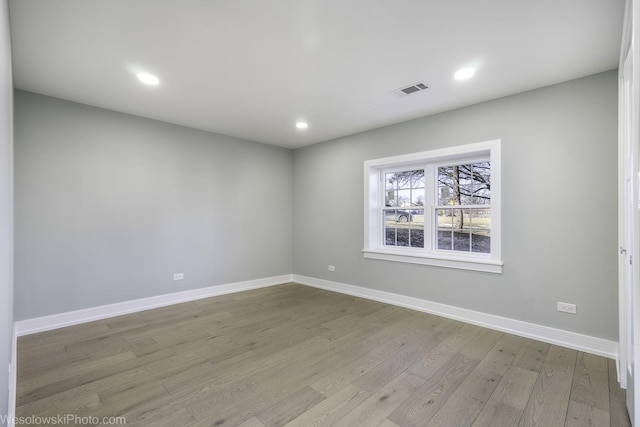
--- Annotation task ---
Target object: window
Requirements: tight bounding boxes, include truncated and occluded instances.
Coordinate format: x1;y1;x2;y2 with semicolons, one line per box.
435;162;491;253
363;140;502;273
384;169;425;248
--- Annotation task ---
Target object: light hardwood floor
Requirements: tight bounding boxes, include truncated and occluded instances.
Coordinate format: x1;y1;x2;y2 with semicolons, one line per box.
16;283;630;426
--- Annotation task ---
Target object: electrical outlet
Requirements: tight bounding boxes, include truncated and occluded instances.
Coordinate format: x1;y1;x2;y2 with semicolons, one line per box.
328;265;336;272
173;273;184;281
557;301;577;314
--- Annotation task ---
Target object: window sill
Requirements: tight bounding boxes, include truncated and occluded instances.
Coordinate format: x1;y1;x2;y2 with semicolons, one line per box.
362;249;503;274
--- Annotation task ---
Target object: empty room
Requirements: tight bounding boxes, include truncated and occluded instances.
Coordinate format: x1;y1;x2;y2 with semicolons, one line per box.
1;0;639;426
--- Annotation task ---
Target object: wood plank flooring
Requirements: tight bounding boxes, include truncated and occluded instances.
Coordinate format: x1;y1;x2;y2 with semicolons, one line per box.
16;283;631;426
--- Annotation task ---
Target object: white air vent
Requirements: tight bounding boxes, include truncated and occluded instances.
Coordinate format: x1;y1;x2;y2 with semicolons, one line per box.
392;81;429;97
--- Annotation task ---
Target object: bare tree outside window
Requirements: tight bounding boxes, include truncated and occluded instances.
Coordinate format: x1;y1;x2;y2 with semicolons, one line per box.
380;162;491;253
437;162;491;253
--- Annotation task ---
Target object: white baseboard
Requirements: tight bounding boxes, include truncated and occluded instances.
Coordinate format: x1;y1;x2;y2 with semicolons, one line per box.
15;274;294;336
293;274;618;359
13;272;618;360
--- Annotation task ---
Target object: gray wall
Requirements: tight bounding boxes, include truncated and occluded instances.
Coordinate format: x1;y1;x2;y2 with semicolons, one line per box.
14;91;293;320
293;70;619;341
14;70;619;344
0;0;12;422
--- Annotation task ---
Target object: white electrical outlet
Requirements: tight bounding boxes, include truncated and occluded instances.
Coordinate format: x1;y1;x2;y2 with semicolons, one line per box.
328;265;336;272
173;273;184;281
557;301;577;314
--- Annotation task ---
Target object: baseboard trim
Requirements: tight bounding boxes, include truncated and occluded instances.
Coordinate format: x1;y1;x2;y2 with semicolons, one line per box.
292;274;618;359
14;272;618;359
15;274;294;336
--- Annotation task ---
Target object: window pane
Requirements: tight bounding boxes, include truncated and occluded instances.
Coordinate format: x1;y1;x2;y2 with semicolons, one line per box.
474;186;491;205
470;208;491;253
468;162;491;204
436;208;453;250
397;189;411;207
384;208;424;248
397;172;412;189
386;170;424;189
385;173;396;191
385;227;397;245
408;209;424;247
436;162;492;253
438;166;455;205
437;207;480;252
436;207;492;253
382;169;426;248
453;232;471;251
458;165;474;205
386;169;424;207
385;190;396;207
411;170;425;188
411;190;424;207
384;210;397;245
438;162;491;206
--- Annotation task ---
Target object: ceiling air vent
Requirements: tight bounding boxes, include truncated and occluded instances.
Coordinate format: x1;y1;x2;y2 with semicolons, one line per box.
393;81;429;97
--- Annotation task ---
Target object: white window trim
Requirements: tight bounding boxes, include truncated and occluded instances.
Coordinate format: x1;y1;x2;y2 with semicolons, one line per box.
363;139;502;274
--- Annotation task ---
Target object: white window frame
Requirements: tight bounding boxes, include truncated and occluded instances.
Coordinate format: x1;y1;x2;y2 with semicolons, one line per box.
363;140;502;273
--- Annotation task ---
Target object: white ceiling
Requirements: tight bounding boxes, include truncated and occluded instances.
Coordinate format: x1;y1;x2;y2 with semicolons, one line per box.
8;0;625;149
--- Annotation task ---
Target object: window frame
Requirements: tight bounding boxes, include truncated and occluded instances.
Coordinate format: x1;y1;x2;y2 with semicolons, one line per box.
382;167;426;249
363;140;502;274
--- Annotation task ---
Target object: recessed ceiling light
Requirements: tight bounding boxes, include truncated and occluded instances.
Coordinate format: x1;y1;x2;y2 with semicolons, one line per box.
296;122;308;130
136;72;159;85
454;67;476;81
